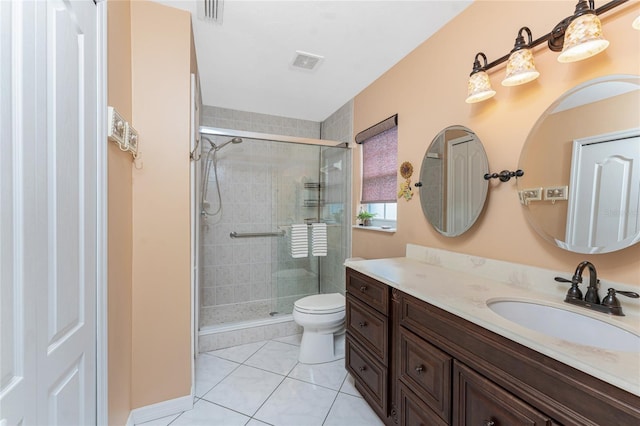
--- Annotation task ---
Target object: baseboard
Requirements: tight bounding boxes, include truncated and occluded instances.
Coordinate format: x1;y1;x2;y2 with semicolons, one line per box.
128;394;193;425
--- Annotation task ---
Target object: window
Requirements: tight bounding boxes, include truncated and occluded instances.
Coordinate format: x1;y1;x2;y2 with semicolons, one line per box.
356;115;398;228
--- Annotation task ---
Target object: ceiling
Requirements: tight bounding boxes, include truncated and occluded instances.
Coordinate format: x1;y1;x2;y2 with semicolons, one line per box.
154;1;471;122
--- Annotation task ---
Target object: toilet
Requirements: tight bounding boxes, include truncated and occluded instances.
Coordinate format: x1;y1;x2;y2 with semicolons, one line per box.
293;292;346;364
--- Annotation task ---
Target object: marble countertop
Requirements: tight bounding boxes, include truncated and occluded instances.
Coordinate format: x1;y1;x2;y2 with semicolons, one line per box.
345;256;640;397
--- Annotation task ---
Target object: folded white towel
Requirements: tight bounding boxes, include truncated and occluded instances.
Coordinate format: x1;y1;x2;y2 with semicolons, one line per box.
311;222;327;257
290;224;308;258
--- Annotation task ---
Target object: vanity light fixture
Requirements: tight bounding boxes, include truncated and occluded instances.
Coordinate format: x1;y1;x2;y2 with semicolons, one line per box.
465;0;628;103
465;53;496;104
502;27;540;86
632;15;640;29
557;0;610;63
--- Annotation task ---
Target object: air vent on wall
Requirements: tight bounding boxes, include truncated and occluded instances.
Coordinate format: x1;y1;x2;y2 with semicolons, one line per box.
199;0;224;23
291;51;324;71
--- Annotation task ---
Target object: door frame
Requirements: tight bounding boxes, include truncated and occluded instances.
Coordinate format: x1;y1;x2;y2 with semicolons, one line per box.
96;0;108;424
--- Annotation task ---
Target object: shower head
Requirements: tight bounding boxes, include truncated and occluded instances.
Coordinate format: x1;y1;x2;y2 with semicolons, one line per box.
203;136;243;151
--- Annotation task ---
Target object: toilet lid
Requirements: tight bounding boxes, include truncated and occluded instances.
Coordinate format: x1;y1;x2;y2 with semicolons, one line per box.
294;293;345;314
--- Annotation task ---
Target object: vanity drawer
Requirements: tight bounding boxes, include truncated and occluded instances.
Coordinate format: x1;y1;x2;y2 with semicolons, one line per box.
453;361;553;426
399;382;448;426
399;327;452;423
346;295;388;363
345;336;388;417
346;268;389;314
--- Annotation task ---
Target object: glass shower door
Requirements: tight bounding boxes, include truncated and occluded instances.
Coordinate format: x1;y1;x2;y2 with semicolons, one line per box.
271;142;321;315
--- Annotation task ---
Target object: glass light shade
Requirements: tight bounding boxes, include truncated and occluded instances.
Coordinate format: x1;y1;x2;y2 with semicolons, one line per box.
633;15;640;30
466;71;496;103
502;49;540;86
558;13;609;63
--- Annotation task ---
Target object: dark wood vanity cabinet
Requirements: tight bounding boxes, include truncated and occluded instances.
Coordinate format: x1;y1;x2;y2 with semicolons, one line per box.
345;267;640;426
345;268;391;419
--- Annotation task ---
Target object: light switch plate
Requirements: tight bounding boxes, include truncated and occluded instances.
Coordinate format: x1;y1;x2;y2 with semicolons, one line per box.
519;187;542;205
544;186;568;201
125;123;139;156
107;106;127;148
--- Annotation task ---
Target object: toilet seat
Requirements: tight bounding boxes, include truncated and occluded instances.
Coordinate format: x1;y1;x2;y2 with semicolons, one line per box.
294;293;345;315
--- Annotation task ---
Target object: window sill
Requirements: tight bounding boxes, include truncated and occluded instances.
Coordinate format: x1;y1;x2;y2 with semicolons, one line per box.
352;225;396;233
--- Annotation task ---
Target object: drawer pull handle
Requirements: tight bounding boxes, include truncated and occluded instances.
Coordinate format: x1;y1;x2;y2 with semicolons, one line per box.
415;365;425;374
359;321;368;328
484;420;495;426
360;285;367;292
358;365;367;372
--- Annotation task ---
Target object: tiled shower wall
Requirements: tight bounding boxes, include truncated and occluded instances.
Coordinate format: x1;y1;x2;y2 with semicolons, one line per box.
202;106;320;138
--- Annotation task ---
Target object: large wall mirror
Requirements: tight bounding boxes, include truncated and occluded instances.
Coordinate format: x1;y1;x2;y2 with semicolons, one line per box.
518;74;640;254
419;125;489;237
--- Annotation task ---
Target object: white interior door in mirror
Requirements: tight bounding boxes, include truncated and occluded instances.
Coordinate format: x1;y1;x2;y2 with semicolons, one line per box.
566;130;640;252
447;135;486;235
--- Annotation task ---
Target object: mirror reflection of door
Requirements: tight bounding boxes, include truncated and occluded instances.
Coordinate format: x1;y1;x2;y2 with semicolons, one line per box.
446;135;486;235
566;129;640;252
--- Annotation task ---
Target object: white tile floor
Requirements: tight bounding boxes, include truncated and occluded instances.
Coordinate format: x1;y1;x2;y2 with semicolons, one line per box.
137;334;383;426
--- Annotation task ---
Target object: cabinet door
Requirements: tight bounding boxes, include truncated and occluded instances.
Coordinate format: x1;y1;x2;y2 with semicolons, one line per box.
399;382;448;426
399;327;452;423
453;361;552;426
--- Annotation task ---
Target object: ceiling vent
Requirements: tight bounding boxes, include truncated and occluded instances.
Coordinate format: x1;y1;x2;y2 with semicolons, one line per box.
291;51;324;71
199;0;224;23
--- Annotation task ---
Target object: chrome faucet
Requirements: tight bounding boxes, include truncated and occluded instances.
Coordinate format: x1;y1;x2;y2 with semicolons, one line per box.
555;261;639;316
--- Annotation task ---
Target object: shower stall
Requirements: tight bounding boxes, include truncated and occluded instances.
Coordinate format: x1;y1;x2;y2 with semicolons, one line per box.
195;127;351;352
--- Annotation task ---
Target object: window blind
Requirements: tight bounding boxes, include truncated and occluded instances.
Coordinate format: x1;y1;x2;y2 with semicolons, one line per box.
359;124;398;204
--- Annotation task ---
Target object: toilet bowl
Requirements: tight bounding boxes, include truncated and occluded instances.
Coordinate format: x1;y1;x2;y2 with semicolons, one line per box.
293;293;346;364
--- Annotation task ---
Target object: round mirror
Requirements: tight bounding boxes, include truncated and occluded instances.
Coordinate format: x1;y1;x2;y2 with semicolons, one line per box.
518;74;640;254
419;125;489;237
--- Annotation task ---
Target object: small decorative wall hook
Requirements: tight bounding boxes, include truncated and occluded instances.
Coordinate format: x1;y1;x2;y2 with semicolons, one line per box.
484;169;524;182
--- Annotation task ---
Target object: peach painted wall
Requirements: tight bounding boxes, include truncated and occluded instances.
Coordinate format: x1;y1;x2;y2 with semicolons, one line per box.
107;0;133;424
352;0;640;286
130;1;193;408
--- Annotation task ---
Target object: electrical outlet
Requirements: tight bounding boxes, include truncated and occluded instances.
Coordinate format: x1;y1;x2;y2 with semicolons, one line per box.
519;187;542;205
544;185;568;201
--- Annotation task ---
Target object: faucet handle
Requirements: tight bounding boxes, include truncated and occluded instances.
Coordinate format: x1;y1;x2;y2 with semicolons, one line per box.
601;288;621;308
615;289;640;299
602;288;640;307
556;276;583;300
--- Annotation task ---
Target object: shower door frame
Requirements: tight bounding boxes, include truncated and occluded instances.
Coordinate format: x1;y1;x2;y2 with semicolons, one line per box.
200;127;349;148
194;126;350;338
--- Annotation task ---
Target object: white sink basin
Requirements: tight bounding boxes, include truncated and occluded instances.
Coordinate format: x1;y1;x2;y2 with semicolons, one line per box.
487;299;640;352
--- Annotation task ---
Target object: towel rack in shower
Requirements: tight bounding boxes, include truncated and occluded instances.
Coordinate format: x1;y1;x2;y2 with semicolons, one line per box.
230;231;285;239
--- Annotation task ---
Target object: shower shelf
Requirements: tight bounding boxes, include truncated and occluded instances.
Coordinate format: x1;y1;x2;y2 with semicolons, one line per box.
304;199;324;207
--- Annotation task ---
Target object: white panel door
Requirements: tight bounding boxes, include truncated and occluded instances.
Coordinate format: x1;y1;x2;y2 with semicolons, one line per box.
1;1;37;424
0;0;98;424
566;130;640;252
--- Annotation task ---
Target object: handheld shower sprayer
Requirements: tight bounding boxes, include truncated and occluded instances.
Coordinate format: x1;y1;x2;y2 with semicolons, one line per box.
203;136;243;151
200;135;244;218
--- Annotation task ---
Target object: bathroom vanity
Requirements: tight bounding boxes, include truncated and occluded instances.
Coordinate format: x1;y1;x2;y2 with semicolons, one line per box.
344;248;640;426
